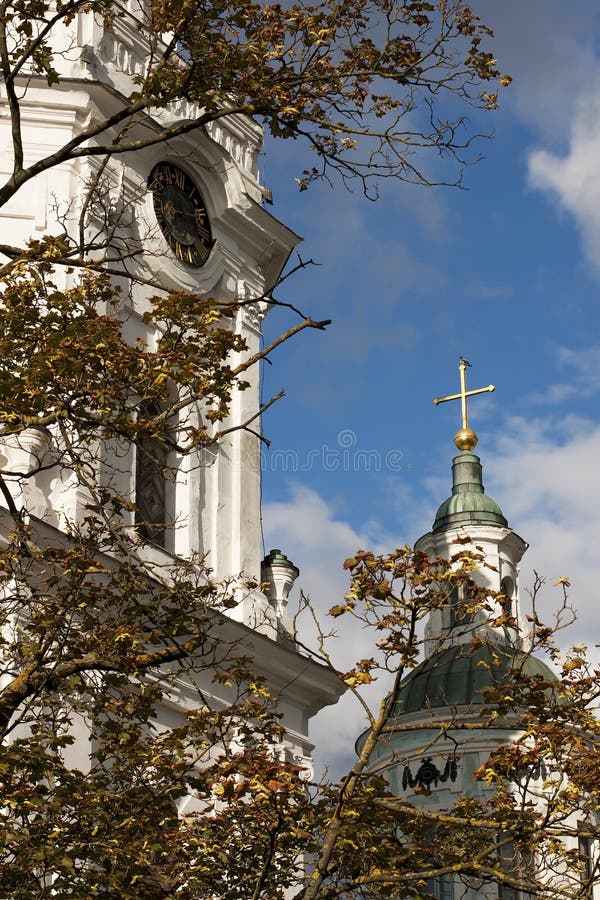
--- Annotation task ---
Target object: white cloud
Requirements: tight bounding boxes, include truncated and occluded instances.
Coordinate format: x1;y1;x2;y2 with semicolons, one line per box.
527;344;600;405
528;91;600;270
486;417;600;649
478;2;600;272
263;485;403;777
559;343;600;374
483;0;600;136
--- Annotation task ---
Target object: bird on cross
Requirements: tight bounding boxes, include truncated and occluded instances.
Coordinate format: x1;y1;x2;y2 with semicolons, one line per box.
432;359;495;451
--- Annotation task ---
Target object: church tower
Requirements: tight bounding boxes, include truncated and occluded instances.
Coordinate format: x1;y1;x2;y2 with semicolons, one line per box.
359;362;572;900
0;0;297;609
0;0;343;795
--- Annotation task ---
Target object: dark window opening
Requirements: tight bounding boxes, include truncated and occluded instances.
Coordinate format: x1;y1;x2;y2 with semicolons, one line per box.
499;575;515;617
135;404;169;548
426;873;453;899
497;839;532;900
449;586;473;629
578;828;594;898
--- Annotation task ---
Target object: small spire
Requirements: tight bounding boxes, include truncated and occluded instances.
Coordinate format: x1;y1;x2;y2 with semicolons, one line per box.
433;358;495;451
261;549;299;615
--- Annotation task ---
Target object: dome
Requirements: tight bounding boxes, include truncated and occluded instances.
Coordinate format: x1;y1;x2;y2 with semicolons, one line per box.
390;643;558;716
433;492;507;531
355;643;558;756
433;451;507;532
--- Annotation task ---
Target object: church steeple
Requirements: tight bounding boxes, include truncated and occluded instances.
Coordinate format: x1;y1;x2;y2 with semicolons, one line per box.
356;365;565;900
416;359;528;655
430;358;507;533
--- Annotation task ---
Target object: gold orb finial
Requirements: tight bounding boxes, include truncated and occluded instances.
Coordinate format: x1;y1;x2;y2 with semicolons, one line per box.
454;427;478;451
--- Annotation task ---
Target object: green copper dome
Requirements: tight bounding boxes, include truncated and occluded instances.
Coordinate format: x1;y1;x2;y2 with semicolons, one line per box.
262;548;299;577
390;643;558;716
433;451;507;532
355;643;559;755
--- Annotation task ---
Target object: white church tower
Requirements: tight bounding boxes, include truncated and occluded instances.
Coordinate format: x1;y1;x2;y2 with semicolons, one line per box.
360;361;592;900
0;0;342;793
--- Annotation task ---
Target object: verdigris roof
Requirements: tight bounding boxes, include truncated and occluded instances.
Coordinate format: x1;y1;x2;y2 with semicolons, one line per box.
390;643;558;716
433;450;507;532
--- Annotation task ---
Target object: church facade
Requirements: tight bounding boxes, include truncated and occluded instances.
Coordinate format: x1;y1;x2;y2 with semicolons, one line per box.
0;0;342;805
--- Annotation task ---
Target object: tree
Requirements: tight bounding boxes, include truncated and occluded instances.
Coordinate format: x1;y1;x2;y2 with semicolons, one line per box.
5;0;582;898
0;0;509;224
300;549;600;900
3;478;600;899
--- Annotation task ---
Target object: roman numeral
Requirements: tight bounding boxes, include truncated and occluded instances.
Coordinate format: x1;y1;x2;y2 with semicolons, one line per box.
194;239;209;262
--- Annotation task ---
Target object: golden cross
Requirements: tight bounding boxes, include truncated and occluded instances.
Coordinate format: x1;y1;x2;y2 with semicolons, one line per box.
433;358;495;432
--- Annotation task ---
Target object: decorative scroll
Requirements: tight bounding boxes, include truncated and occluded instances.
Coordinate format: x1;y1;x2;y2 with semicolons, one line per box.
402;756;458;795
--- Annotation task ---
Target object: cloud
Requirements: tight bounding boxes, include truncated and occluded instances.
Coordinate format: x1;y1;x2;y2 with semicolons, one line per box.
526;344;600;405
263;485;403;778
478;2;600;273
483;0;600;136
485;416;600;649
464;283;514;302
528;91;600;271
558;344;600;382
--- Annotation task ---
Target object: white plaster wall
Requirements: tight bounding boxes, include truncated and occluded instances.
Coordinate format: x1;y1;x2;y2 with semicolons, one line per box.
416;525;528;657
0;4;342;804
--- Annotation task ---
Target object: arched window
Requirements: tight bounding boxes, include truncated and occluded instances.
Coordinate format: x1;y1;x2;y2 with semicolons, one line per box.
135;403;169;548
497;839;532;899
448;586;473;629
500;575;515;617
425;873;453;899
578;826;594;899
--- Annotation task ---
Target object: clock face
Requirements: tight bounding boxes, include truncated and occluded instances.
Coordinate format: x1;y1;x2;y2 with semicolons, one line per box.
148;162;213;267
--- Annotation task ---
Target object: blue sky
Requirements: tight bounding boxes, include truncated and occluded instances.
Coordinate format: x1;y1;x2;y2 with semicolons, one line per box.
257;1;600;770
